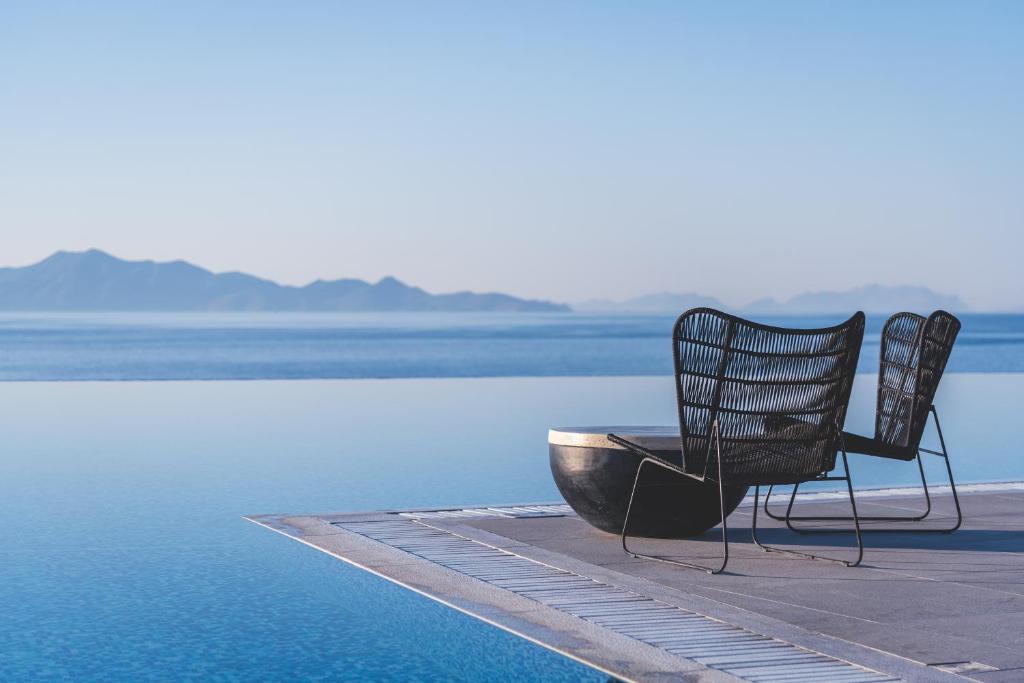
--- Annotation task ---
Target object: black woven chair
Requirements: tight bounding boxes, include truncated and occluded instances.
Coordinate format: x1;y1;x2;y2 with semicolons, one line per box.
764;310;962;533
609;308;866;574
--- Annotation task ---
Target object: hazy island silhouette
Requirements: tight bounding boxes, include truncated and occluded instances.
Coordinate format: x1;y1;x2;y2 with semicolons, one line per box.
0;249;968;313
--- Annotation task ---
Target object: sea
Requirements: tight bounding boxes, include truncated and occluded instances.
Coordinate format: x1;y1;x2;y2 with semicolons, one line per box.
2;311;1022;681
1;311;1022;380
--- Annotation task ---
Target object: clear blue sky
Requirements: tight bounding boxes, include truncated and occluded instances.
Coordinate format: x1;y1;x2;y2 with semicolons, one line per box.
2;2;1021;308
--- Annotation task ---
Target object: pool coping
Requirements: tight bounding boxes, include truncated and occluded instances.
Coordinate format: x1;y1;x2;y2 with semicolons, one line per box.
244;483;1024;682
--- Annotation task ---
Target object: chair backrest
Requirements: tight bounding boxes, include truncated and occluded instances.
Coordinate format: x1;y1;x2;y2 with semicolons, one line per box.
673;308;865;483
876;310;960;451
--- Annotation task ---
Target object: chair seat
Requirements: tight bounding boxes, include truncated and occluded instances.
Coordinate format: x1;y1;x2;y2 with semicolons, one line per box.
716;439;837;486
841;431;917;461
681;415;841;487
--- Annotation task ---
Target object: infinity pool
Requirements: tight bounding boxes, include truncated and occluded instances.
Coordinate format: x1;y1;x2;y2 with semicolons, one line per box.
1;375;1019;680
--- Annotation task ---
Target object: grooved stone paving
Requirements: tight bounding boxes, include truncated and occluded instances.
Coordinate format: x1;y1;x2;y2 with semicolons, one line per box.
248;485;1024;682
338;517;891;682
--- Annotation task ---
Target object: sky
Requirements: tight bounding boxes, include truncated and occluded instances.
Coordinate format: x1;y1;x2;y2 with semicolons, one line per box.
1;2;1021;309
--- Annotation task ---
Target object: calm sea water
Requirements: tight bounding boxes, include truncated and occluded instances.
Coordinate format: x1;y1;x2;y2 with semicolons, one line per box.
2;314;1023;681
0;312;1022;380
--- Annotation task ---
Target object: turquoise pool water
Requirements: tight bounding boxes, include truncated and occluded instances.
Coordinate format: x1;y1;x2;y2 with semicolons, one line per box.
1;374;1020;680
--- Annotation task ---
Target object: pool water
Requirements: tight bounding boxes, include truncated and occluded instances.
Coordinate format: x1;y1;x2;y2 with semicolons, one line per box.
1;374;1019;680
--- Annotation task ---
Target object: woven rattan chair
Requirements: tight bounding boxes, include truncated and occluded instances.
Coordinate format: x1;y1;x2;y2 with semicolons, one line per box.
764;310;962;533
609;308;866;574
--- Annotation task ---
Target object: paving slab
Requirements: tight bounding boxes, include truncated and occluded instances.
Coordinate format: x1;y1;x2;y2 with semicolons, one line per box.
247;485;1024;682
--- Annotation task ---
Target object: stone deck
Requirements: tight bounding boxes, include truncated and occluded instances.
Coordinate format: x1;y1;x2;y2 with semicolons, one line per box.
246;484;1024;682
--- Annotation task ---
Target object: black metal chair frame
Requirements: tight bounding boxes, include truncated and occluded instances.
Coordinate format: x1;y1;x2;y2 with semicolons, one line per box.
763;311;962;534
610;422;732;574
610;309;866;574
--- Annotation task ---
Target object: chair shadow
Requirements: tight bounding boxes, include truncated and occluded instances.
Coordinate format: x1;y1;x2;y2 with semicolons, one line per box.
738;526;1024;553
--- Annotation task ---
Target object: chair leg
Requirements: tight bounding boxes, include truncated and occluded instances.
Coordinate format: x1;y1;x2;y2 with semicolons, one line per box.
762;482;800;522
768;455;931;532
926;405;963;533
622;457;729;575
766;463;932;523
768;407;961;533
752;449;864;567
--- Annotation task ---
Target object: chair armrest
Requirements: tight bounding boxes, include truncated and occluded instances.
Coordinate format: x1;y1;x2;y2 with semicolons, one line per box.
607;433;689;476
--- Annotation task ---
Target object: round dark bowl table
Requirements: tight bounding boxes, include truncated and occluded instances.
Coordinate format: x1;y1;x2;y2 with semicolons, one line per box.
549;426;748;538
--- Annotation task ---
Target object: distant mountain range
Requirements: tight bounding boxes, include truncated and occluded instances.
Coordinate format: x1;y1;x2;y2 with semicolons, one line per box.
578;284;968;314
0;250;569;312
0;250;973;314
744;285;967;314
